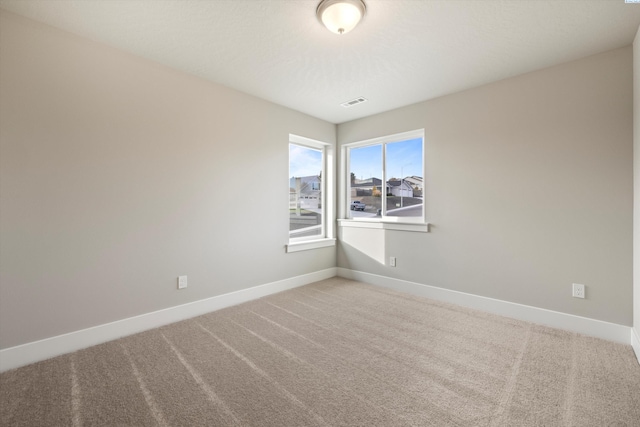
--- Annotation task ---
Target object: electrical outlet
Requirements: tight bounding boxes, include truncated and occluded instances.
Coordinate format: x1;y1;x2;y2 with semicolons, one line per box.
178;275;188;290
390;257;396;267
572;283;585;299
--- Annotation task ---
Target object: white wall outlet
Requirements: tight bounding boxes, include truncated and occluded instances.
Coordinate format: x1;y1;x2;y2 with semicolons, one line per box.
390;257;396;267
178;275;188;290
572;283;585;299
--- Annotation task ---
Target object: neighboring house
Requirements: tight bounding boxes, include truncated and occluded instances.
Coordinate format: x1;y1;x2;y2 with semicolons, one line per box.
404;176;423;197
351;177;383;197
290;175;321;209
387;180;414;197
351;177;415;197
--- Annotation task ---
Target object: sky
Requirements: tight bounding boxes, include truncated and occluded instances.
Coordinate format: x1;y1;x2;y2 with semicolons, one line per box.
289;144;322;178
289;137;423;180
350;137;423;180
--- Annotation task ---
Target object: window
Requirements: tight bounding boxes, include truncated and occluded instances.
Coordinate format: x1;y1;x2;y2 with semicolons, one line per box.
343;129;426;229
287;135;335;252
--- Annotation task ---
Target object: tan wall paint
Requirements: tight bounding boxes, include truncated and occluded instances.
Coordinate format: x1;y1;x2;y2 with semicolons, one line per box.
0;11;336;349
338;47;633;326
634;27;640;339
0;9;634;350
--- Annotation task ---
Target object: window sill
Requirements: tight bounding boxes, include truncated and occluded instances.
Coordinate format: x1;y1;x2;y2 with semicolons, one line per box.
286;238;336;253
337;219;430;233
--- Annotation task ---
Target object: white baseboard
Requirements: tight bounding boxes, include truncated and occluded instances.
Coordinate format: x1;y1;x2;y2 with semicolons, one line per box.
3;266;632;373
632;328;640;366
337;268;631;345
0;268;337;373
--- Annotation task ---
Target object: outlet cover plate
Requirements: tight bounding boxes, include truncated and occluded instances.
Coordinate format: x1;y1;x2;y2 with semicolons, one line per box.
178;275;188;289
572;283;585;299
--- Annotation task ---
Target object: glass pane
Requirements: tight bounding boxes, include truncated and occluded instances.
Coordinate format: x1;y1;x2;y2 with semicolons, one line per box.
385;138;423;217
289;144;323;238
348;144;382;218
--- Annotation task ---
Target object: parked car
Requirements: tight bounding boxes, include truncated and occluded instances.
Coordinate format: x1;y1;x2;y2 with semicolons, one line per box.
350;200;366;211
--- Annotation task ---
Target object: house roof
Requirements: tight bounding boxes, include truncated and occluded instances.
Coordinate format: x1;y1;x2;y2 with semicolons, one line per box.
387;180;412;188
352;178;382;187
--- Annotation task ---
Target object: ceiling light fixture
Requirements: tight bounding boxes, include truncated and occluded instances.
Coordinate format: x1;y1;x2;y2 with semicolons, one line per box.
316;0;366;35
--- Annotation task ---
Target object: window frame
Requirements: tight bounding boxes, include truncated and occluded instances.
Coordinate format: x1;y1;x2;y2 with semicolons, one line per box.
339;129;429;233
286;134;336;252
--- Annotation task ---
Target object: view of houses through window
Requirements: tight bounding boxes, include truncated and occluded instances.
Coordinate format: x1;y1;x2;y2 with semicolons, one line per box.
289;142;324;239
348;133;423;219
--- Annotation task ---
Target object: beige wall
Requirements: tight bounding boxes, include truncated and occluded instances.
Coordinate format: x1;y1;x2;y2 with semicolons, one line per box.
0;11;336;349
338;47;633;326
0;9;635;351
634;27;640;341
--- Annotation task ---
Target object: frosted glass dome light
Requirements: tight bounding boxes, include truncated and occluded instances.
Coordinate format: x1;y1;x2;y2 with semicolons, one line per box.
317;0;366;35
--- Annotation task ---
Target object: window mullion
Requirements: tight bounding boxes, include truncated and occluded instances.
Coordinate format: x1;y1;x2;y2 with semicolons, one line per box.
346;148;351;219
321;149;326;237
381;142;387;217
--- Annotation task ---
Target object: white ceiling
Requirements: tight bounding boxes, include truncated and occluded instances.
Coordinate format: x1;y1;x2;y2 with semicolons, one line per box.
1;0;640;124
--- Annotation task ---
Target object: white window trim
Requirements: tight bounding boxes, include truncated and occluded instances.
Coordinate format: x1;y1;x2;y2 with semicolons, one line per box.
337;219;429;233
285;237;336;253
287;134;335;252
340;129;427;230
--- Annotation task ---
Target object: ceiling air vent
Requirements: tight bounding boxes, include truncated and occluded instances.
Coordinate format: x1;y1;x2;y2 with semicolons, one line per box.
341;97;368;108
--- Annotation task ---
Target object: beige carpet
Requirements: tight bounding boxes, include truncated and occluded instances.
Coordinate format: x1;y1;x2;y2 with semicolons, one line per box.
2;277;640;426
